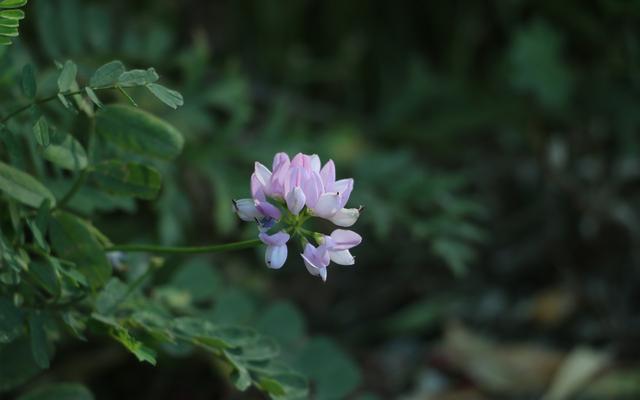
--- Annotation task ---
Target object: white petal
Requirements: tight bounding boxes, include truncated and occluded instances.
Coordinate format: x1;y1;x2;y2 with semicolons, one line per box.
312;193;341;218
286;186;306;215
233;198;262;221
318;267;327;282
254;162;272;187
328;208;360;227
330;249;355;266
330;229;362;250
266;245;287;269
309;154;321;172
301;253;321;275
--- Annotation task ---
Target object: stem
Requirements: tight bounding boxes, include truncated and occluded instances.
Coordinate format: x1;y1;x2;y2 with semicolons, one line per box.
1;86;115;123
105;238;262;254
56;168;90;210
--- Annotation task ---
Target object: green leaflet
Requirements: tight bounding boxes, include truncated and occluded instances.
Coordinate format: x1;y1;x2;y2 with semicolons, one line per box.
17;383;95;400
147;83;184;109
89;60;125;87
0;297;23;344
0;9;24;19
40;134;88;171
0;0;28;8
0;337;43;391
21;64;37;99
49;212;111;290
95;105;184;160
57;60;77;93
0;161;56;208
27;313;49;369
118;68;158;87
93;160;162;200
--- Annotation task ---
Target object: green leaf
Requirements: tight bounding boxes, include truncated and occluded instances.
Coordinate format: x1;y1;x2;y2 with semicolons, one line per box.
0;0;27;8
0;161;56;208
32;116;49;147
266;372;309;400
256;302;305;346
26;218;48;250
227;335;279;361
431;238;474;276
0;17;19;27
294;337;361;400
49;212;111;289
84;87;102;108
172;317;231;350
229;363;252;391
0;24;17;36
17;383;94;400
61;312;86;341
0;9;24;19
95;278;128;315
0;297;23;343
130;311;174;343
28;261;60;297
57;60;77;92
89;60;124;88
95;104;184;160
110;326;157;365
41;134;88;171
169;258;220;303
208;288;255;325
20;64;36;99
258;377;286;396
28;313;49;369
508;20;572;110
118;68;158;87
93;160;161;200
0;337;42;391
146;83;184;109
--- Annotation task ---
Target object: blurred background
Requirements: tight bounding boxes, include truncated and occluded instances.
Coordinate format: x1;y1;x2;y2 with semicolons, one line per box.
5;0;640;398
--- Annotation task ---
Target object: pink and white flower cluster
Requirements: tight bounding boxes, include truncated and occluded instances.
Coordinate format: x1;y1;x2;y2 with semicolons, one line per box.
233;152;362;281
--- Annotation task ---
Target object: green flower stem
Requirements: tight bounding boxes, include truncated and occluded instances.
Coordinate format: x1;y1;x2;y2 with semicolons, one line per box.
105;238;262;254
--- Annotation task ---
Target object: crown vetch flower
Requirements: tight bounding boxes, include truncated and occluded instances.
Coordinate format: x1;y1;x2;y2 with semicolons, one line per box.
234;152;363;281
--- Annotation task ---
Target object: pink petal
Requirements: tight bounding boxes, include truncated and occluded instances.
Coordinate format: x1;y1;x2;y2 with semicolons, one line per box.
291;153;305;168
301;172;323;208
320;160;336;188
259;231;290;246
272;152;290;171
251;173;266;201
255;200;281;220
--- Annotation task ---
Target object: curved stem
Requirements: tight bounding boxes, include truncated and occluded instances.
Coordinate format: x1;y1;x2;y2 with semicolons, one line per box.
56;168;91;210
1;86;115;123
105;238;262;254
